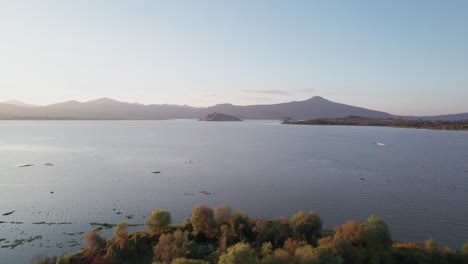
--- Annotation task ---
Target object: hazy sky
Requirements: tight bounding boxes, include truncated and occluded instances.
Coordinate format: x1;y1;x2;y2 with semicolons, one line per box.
1;1;467;115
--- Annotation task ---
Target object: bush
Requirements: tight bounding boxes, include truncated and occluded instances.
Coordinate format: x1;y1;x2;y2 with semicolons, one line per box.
84;228;106;250
114;222;129;249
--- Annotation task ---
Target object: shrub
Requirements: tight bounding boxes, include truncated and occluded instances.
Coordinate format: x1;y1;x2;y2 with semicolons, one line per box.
84;228;106;250
114;222;129;249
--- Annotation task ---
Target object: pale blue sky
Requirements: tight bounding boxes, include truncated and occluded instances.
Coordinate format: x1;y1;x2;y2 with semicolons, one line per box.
0;0;467;115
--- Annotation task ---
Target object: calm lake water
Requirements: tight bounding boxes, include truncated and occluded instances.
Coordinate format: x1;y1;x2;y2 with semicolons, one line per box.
0;120;467;263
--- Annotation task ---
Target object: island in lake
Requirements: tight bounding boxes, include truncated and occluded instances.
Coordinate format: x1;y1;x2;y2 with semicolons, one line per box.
282;116;468;131
37;204;468;264
200;112;242;121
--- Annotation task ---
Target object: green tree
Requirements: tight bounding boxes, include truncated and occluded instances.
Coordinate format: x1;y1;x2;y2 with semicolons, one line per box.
361;215;392;252
84;228;106;251
290;211;322;245
219;242;260;264
228;211;252;241
191;205;216;238
145;209;172;235
313;247;343;264
270;218;293;247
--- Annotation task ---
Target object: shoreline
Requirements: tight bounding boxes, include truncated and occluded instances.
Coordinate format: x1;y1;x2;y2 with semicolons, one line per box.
282;116;468;131
36;204;468;264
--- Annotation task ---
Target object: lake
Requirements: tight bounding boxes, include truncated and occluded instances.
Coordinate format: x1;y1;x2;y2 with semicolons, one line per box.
0;120;467;263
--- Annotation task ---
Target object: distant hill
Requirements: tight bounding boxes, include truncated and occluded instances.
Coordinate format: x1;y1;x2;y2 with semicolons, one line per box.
2;100;40;108
0;96;466;121
206;96;393;120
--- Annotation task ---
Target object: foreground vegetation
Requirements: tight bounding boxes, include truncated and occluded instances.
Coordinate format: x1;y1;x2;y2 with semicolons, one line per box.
282;116;468;131
39;205;468;264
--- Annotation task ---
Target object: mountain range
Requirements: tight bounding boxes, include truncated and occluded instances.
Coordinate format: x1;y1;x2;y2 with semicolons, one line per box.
0;97;467;121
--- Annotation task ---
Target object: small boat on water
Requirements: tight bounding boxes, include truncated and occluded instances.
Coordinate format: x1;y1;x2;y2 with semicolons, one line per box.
377;142;385;146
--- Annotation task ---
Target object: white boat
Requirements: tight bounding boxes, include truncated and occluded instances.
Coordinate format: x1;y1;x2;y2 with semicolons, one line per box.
377;142;385;146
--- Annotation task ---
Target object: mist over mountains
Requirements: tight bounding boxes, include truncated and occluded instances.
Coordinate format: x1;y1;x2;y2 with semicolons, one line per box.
1;97;467;121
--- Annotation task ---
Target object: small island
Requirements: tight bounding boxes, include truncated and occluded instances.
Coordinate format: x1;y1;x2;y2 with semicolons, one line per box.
200;112;242;121
282;116;468;131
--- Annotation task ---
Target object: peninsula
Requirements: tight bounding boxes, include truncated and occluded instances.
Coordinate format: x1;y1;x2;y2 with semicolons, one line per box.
282;116;468;131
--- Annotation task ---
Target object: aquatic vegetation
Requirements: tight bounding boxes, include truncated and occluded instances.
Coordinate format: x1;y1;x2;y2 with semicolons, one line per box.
1;235;42;249
18;164;34;167
90;222;116;229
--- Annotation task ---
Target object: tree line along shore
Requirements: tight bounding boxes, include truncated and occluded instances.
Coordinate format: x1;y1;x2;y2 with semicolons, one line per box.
38;204;468;264
282;116;468;131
